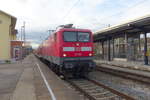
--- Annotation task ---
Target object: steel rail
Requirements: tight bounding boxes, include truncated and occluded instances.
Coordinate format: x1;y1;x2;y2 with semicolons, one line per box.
67;78;135;100
87;78;135;100
67;79;96;100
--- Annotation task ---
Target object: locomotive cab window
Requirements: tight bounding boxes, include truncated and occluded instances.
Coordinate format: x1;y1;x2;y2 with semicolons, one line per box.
78;32;90;42
63;31;90;42
64;32;77;42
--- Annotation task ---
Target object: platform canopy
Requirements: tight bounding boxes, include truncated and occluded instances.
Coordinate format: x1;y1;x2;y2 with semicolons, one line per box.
94;15;150;41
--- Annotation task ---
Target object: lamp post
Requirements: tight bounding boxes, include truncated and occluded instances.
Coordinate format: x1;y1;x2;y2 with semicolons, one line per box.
21;21;26;58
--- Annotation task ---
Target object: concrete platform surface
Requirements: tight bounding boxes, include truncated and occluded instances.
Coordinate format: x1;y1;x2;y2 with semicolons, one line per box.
0;55;83;100
94;59;150;72
95;60;150;78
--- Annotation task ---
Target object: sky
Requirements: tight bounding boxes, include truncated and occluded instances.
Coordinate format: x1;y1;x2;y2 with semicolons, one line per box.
0;0;150;48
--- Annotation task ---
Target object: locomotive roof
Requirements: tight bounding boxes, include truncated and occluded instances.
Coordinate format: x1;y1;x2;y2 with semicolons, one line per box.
58;28;92;32
42;28;92;41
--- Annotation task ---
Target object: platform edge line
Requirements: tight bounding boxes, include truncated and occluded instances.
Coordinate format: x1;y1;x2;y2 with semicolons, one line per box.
36;63;57;100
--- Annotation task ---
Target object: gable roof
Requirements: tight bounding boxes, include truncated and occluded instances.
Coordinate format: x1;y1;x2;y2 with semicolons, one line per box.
0;10;17;30
0;10;16;19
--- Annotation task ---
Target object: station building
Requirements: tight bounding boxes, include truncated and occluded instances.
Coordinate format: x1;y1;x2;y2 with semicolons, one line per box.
94;15;150;65
0;10;20;62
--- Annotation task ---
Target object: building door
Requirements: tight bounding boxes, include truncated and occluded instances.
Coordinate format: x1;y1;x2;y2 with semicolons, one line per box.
114;36;127;61
127;35;139;61
13;47;20;60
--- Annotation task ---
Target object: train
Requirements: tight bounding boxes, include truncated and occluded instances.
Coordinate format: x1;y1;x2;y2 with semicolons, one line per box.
36;24;95;78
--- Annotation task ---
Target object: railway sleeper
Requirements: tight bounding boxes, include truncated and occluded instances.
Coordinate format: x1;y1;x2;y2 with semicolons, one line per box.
91;91;111;96
95;95;118;100
83;86;100;90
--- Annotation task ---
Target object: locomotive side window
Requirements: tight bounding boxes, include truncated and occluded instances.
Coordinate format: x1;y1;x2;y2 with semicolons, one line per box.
64;32;77;42
78;32;90;42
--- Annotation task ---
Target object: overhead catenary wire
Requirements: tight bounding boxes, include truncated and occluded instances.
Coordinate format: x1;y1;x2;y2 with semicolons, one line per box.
40;0;81;41
62;0;149;31
94;0;149;26
53;0;149;33
61;0;81;22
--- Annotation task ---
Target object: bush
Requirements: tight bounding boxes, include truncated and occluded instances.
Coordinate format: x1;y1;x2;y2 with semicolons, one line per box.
5;60;11;64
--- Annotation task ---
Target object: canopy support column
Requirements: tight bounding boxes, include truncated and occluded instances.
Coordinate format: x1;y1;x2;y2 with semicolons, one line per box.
102;41;104;59
108;37;111;61
144;32;148;65
125;33;128;60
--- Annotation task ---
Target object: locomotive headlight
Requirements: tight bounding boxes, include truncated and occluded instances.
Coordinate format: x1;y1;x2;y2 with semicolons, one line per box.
63;54;67;57
89;53;92;56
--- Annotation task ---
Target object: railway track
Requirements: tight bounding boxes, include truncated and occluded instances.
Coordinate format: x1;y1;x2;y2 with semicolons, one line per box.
41;59;137;100
67;78;135;100
96;65;150;84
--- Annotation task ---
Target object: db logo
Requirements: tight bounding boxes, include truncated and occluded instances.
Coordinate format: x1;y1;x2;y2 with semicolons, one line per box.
75;47;81;51
75;53;82;56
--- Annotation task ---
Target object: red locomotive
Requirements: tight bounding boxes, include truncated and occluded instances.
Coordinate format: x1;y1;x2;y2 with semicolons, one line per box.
36;24;95;77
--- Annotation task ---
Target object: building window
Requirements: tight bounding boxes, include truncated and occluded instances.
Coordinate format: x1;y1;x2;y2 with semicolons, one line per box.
127;34;140;61
94;42;103;59
114;36;126;58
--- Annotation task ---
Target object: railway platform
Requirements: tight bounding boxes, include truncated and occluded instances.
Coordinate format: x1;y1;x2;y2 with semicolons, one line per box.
0;54;83;100
95;60;150;71
94;59;150;78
